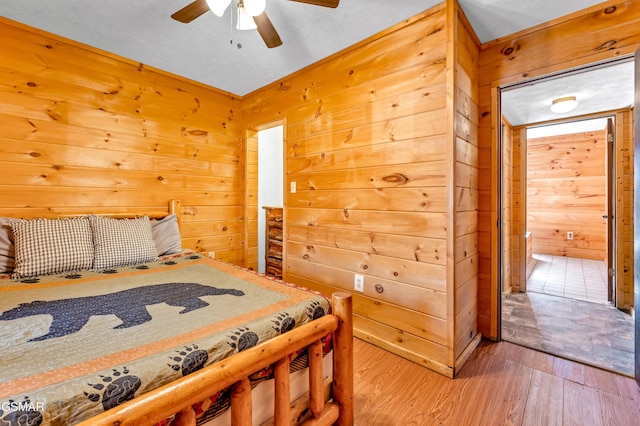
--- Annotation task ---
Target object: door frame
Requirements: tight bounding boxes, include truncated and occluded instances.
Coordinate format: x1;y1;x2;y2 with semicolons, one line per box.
501;111;623;301
633;47;639;386
606;117;616;303
244;120;286;273
494;59;634;341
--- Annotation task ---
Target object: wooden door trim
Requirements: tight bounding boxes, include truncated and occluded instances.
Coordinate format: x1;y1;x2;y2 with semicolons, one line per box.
518;127;528;293
491;86;500;340
633;47;639;386
613;113;624;306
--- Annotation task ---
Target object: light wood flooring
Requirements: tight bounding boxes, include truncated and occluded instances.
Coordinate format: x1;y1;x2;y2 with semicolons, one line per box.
353;337;640;425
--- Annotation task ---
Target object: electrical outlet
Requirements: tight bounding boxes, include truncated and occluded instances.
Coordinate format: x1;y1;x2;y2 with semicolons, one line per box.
290;181;296;193
354;274;364;292
208;251;216;259
567;231;573;240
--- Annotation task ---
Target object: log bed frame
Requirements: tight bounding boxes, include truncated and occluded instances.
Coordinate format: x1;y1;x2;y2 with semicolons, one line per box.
80;292;353;426
20;199;353;426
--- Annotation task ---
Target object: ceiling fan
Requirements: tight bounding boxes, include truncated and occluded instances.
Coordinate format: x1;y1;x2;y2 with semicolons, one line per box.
171;0;340;48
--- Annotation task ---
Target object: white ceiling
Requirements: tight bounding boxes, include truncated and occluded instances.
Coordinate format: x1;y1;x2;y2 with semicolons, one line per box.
0;0;633;125
527;118;608;139
502;59;635;126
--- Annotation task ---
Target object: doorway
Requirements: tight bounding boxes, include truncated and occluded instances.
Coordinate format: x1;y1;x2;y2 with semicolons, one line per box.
524;118;611;304
498;60;635;376
257;125;284;274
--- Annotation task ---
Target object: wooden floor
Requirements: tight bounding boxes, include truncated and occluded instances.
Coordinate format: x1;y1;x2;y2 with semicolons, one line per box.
353;338;640;425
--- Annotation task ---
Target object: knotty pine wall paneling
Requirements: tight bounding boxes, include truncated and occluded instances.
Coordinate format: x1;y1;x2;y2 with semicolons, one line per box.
244;2;480;377
478;0;640;333
246;3;453;373
452;3;481;364
0;18;246;264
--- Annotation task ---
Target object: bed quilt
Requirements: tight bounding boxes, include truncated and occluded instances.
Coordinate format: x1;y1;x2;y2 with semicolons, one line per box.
0;252;330;425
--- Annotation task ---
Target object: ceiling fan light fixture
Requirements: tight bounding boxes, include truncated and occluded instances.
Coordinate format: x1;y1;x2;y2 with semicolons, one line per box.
550;96;578;113
237;4;257;30
206;0;232;17
244;0;266;16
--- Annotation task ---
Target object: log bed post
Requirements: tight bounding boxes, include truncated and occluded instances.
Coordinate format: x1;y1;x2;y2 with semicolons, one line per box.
274;356;291;425
231;377;252;425
168;199;182;231
331;292;354;426
307;340;325;417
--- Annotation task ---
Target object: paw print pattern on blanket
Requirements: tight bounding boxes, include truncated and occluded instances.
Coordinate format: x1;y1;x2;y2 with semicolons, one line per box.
306;300;326;320
227;327;259;352
272;312;296;334
84;367;142;411
0;396;43;426
168;345;209;376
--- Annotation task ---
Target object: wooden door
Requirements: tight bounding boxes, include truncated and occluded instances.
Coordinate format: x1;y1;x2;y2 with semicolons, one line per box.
606;118;615;303
634;48;640;386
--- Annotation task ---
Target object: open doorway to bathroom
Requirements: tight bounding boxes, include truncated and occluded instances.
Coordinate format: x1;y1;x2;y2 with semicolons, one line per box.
499;59;635;376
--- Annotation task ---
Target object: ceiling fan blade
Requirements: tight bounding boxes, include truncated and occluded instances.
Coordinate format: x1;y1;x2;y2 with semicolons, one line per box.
171;0;210;23
253;12;283;48
288;0;339;7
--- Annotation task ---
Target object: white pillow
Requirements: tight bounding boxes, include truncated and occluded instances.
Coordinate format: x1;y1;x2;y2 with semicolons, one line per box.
151;214;182;256
89;215;158;270
11;217;94;278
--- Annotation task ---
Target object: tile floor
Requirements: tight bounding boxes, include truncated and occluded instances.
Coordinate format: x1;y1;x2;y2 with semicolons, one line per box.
526;254;609;303
503;255;634;376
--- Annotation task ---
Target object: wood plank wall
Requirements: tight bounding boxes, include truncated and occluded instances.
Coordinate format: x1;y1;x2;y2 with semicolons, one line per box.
452;5;481;363
243;3;481;376
477;0;640;337
0;18;246;264
526;129;607;261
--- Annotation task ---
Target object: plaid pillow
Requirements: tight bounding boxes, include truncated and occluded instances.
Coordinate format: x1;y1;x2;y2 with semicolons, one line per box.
89;215;158;270
11;217;94;278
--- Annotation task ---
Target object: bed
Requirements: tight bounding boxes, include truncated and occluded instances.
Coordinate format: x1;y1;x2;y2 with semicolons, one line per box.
0;200;353;426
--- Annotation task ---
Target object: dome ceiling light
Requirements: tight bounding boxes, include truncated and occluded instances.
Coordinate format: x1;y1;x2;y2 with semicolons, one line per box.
550;96;578;114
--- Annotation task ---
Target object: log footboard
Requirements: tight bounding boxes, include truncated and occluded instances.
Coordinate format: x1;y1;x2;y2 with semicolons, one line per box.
80;293;353;426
